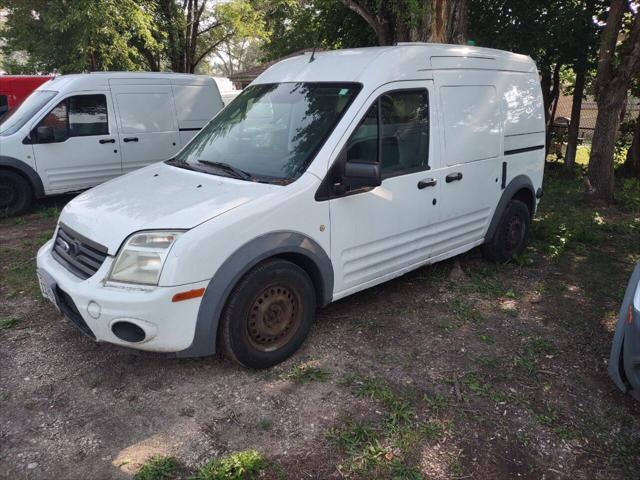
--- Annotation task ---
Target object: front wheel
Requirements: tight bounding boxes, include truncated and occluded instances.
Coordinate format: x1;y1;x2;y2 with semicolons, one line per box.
0;170;33;217
218;259;316;369
482;199;531;263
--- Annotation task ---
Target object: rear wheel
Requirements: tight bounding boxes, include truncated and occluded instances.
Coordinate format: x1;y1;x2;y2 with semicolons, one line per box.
0;170;33;217
219;259;316;369
482;199;530;263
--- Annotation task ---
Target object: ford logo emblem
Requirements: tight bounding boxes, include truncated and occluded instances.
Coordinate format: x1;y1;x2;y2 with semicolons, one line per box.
59;239;71;253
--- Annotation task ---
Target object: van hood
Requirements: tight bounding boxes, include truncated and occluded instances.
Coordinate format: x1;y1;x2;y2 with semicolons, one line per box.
59;163;278;254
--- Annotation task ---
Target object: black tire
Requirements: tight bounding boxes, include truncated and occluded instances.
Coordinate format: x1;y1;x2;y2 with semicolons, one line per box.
482;199;531;263
0;170;33;217
219;258;316;369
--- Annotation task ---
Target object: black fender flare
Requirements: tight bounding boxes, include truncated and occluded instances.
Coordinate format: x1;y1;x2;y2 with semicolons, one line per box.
484;175;535;242
0;156;45;198
176;231;334;358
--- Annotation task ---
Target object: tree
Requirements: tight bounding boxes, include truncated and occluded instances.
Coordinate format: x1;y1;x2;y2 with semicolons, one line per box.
340;0;469;45
587;0;640;202
210;0;268;76
138;0;265;74
620;79;640;178
144;0;225;73
564;0;601;172
0;0;159;73
469;0;603;140
260;0;376;61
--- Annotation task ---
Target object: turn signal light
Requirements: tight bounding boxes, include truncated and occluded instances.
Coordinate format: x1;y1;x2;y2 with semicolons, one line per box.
172;288;205;302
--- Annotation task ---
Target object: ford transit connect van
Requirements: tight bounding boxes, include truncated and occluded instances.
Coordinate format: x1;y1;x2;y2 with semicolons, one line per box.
0;72;223;216
37;45;545;368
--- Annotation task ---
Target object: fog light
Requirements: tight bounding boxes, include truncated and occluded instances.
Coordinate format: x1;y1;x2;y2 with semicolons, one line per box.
87;301;101;319
111;321;146;343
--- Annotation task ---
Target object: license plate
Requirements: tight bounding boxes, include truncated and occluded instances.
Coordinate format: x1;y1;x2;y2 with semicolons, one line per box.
37;270;57;306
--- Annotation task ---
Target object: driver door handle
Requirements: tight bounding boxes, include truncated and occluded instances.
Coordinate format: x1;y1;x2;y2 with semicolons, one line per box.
446;172;463;183
417;178;437;189
99;138;115;144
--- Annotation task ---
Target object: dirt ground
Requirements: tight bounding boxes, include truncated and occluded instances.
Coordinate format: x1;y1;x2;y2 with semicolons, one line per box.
1;172;639;480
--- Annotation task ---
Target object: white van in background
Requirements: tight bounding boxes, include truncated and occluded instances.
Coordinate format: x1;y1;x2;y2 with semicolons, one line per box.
211;76;242;105
0;72;223;215
37;44;545;368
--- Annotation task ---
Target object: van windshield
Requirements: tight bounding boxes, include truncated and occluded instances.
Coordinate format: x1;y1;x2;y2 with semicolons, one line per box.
168;82;361;183
0;90;58;136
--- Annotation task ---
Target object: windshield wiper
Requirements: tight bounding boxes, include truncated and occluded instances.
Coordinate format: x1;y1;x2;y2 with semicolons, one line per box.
166;158;198;171
197;160;252;180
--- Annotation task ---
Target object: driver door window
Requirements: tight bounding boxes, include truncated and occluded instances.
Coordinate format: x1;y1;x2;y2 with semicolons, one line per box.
346;89;429;178
38;94;108;142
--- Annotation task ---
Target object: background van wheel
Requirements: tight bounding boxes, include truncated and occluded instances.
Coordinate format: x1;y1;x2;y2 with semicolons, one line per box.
0;170;33;217
482;199;531;263
219;259;316;369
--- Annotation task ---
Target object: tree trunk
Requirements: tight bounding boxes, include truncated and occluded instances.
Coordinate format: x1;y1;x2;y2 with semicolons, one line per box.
430;0;468;44
565;58;587;171
622;118;640;178
588;0;640;202
588;81;629;202
341;0;468;45
544;62;561;155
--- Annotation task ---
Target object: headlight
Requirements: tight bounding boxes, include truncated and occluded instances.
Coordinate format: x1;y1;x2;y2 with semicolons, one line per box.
108;231;183;285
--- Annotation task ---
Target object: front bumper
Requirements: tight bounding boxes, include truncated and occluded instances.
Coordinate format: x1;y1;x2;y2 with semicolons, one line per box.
36;240;209;352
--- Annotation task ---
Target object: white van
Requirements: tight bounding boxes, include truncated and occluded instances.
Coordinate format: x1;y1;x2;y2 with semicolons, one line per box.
0;72;223;215
36;45;545;368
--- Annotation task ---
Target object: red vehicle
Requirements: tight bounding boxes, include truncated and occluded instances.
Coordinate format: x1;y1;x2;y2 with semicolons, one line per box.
0;75;53;118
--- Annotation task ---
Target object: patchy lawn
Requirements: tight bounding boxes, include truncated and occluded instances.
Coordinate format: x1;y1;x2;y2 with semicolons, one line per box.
1;172;639;479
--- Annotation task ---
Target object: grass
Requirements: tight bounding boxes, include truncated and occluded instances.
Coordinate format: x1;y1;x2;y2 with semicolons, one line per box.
135;451;268;480
135;456;179;480
326;420;377;453
510;337;558;376
283;364;330;384
256;417;272;430
422;393;449;413
531;172;639;261
0;227;54;299
190;450;265;480
330;375;441;478
0;316;20;330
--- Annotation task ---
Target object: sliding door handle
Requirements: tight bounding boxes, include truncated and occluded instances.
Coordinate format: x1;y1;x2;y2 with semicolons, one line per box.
123;137;139;143
417;178;437;189
445;172;463;183
99;138;115;144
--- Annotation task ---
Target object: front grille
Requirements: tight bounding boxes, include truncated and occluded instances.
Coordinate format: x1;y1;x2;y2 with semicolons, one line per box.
54;286;96;339
52;223;108;280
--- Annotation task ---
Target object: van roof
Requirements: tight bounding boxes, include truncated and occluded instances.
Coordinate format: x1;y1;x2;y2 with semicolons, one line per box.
36;72;216;93
254;44;537;86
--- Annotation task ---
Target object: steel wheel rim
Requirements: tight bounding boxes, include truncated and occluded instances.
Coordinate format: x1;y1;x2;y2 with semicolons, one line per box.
505;215;524;250
246;283;302;352
0;180;17;209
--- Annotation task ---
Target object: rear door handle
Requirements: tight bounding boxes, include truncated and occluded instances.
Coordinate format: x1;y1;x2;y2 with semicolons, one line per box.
99;138;115;144
445;172;463;183
417;178;437;189
123;137;139;143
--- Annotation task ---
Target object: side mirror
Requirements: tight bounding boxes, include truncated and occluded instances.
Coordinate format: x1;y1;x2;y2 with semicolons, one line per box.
340;159;381;192
35;126;54;143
